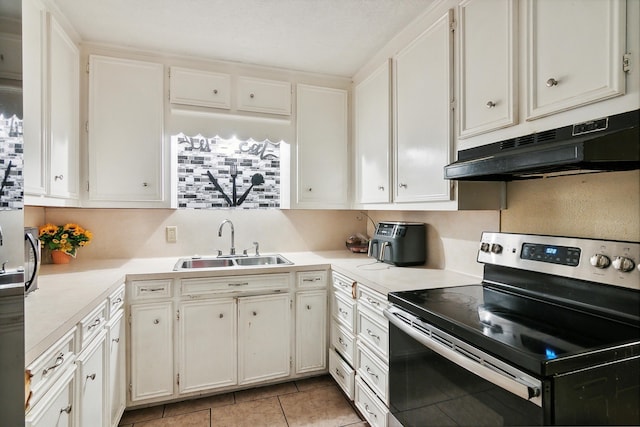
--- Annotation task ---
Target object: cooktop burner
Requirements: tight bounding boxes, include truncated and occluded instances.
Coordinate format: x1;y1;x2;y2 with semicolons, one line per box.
388;284;640;376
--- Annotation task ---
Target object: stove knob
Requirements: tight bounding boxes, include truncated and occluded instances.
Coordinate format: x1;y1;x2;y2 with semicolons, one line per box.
490;243;503;254
589;254;611;269
612;256;635;272
480;243;490;252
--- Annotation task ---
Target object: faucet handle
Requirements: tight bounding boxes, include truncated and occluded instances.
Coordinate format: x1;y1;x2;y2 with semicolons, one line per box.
253;241;260;256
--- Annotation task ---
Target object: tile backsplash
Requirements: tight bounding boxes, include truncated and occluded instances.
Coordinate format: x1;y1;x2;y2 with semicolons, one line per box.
0;114;23;210
174;133;281;209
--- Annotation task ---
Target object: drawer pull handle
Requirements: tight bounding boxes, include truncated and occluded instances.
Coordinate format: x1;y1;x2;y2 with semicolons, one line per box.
364;404;377;418
338;337;347;347
338;307;348;316
366;329;380;341
366;297;380;306
112;337;120;343
42;354;64;376
303;277;321;282
86;373;96;381
228;282;249;287
140;287;164;292
153;319;160;324
87;318;101;330
112;297;123;305
366;365;379;380
60;404;72;415
335;368;345;379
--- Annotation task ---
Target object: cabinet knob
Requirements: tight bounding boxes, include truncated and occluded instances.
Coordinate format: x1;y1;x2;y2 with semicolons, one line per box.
142;182;149;187
212;89;218;95
252;311;257;316
153;319;160;324
306;304;311;310
546;78;559;87
54;174;64;181
219;313;224;319
249;93;255;99
378;186;385;191
486;101;496;108
307;187;312;192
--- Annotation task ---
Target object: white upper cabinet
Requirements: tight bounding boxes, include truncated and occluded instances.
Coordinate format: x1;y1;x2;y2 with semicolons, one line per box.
87;55;165;205
394;10;453;203
48;16;79;200
525;0;626;120
237;76;291;115
458;0;517;138
296;84;349;208
169;67;231;109
355;60;391;204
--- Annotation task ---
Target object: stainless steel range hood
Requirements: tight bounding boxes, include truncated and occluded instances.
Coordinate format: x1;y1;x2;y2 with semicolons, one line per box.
444;109;639;181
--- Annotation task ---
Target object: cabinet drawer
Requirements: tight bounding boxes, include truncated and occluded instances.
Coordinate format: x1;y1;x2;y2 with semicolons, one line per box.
331;321;356;366
332;292;356;331
329;348;355;400
25;363;76;427
27;328;76;410
108;284;125;317
357;285;387;318
297;270;327;289
130;279;172;300
332;271;356;299
170;66;231;109
357;343;389;404
357;307;389;360
78;301;107;350
181;273;290;296
237;76;291;115
355;375;388;427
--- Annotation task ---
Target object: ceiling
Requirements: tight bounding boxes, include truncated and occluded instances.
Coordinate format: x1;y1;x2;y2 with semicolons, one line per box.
51;0;435;77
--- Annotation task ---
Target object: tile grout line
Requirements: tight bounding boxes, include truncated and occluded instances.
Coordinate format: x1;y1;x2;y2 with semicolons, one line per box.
277;394;291;427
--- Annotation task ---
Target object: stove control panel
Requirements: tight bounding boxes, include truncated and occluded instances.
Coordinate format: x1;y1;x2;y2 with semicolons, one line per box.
478;232;639;290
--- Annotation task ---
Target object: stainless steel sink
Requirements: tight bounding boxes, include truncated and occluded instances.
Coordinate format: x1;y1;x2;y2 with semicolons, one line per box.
234;255;292;266
173;254;292;270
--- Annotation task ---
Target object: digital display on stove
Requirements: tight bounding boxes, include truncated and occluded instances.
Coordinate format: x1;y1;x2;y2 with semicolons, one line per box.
521;243;580;266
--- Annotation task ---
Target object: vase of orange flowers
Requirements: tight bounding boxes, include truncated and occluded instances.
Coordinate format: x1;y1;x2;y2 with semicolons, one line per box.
38;223;93;263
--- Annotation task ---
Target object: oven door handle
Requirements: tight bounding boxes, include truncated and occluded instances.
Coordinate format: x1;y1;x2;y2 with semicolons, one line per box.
384;307;542;407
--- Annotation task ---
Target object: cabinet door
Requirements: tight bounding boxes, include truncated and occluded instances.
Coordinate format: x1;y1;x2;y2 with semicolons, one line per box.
355;60;392;204
296;84;348;208
178;298;237;394
25;366;75;427
48;15;79;199
107;311;126;427
295;290;327;374
22;0;47;196
130;302;174;402
238;294;290;384
458;0;517;138
394;10;453;203
237;76;291;115
88;55;164;204
525;0;626;120
170;66;231;109
76;331;106;427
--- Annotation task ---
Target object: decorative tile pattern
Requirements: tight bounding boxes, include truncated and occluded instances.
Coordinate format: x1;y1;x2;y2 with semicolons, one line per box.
0;114;23;210
174;133;281;209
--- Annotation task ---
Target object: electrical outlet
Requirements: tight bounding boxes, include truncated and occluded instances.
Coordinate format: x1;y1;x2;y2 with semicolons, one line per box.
166;226;178;243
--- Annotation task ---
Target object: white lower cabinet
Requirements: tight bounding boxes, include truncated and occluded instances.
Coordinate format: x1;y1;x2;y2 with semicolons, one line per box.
106;310;126;427
178;298;237;393
75;330;107;427
238;294;291;384
25;365;76;427
129;302;174;403
355;375;388;427
295;290;327;374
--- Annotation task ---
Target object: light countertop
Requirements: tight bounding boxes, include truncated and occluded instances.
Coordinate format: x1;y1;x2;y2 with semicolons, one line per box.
26;250;480;365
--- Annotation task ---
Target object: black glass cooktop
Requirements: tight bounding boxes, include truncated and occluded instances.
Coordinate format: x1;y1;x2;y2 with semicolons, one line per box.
388;284;640;376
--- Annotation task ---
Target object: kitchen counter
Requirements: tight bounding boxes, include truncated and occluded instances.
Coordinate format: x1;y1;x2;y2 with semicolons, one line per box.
26;250;479;365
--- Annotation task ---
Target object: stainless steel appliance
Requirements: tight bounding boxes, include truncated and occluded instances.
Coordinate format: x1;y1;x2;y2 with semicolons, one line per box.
24;227;40;294
385;232;640;426
444;109;639;180
368;221;425;267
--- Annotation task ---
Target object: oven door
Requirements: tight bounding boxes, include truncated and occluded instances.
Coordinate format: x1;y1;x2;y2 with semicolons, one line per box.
385;306;544;427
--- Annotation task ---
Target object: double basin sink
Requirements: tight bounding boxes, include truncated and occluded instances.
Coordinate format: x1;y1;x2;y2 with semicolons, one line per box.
173;254;293;271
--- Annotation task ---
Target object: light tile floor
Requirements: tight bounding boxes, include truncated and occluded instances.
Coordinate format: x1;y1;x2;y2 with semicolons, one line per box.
119;375;369;427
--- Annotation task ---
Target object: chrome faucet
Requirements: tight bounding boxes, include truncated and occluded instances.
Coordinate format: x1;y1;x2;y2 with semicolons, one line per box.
218;219;235;256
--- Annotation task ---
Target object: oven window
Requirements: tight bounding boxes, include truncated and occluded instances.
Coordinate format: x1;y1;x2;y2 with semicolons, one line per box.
389;323;543;426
